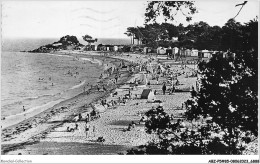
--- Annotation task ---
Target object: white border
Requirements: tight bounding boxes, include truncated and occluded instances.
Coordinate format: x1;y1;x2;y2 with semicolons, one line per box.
1;155;259;163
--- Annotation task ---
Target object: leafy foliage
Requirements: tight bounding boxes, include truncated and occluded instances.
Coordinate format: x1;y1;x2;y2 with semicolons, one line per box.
126;19;258;155
145;1;198;23
58;35;79;45
186;19;258;136
30;35;82;52
82;34;98;45
220;19;243;51
124;19;245;51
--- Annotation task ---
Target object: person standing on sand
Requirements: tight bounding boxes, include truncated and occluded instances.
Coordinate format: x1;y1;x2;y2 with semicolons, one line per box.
176;79;180;86
23;106;25;112
93;125;96;137
85;122;90;138
128;88;131;99
162;83;166;95
171;83;175;94
115;74;118;83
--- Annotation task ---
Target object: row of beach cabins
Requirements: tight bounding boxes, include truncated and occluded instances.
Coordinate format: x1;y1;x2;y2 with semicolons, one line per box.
83;45;235;59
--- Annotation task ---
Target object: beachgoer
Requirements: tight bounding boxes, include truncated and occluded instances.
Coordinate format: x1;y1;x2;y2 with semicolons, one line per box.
93;125;96;137
172;84;175;93
127;124;132;131
176;79;179;86
139;116;145;124
101;99;105;106
115;75;118;82
102;85;107;92
85;122;90;137
78;113;82;121
23;106;25;112
86;114;90;122
162;83;166;95
131;121;136;128
170;114;174;120
128;89;131;98
75;123;78;130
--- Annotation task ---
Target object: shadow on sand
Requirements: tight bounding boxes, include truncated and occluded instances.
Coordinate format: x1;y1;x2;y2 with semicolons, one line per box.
3;141;129;155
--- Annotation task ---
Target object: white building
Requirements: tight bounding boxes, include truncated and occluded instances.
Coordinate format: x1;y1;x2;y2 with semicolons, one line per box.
114;46;118;52
185;49;192;57
191;49;198;56
173;47;179;54
201;50;211;58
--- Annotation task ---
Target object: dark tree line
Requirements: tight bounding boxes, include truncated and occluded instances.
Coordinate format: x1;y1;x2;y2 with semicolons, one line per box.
125;1;258;155
126;19;257;155
125;18;251;52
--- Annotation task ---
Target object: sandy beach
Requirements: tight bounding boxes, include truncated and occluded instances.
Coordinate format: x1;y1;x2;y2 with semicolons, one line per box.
1;51;199;155
2;51;257;155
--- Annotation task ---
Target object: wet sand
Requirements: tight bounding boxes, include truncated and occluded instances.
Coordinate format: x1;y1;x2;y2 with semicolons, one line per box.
6;52;256;155
1;51;137;154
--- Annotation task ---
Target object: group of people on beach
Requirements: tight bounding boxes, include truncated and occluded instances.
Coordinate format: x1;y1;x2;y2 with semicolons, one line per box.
67;112;98;138
63;53;197;142
38;76;55;87
65;57;139;140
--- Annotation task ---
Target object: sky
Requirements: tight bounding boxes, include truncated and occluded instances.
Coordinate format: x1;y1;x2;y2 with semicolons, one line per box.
1;0;259;39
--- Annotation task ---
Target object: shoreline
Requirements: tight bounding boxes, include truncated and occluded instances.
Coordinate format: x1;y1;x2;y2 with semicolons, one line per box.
2;52;257;155
2;51;214;155
1;52;105;129
1;51;136;153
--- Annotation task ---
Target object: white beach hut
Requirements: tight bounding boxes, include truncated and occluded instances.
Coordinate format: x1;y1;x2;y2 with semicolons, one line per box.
185;49;192;57
52;43;62;47
201;50;210;58
173;47;179;54
156;47;161;54
157;47;166;55
114;46;118;52
191;49;198;56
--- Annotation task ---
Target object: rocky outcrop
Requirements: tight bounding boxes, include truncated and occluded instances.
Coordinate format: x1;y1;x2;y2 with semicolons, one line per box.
29;35;84;53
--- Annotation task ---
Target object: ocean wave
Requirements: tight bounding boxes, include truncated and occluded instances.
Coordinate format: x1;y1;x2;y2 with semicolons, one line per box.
25;94;54;101
80;57;102;66
46;53;73;58
2;94;54;109
70;80;86;90
4;100;60;119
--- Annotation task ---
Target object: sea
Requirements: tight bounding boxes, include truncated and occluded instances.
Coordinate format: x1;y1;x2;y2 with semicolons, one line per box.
1;37;130;119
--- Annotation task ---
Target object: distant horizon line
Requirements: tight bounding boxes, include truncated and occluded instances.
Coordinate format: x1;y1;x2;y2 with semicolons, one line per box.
2;36;130;40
